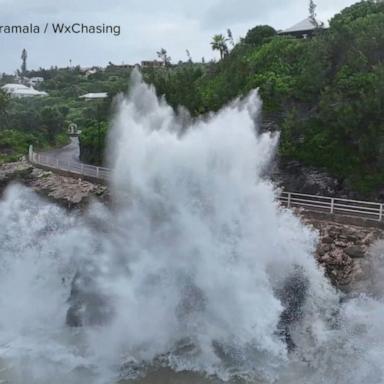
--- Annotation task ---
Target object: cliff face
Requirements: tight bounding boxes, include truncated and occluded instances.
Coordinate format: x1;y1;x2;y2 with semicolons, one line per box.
271;159;384;201
271;160;344;196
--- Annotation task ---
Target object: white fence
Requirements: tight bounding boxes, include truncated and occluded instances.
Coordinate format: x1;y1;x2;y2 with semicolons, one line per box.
279;191;383;222
29;146;383;222
29;148;111;181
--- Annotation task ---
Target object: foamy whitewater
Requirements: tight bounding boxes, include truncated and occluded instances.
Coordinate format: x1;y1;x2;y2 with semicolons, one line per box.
0;70;383;384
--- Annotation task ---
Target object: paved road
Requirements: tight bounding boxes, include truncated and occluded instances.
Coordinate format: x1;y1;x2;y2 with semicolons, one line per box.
42;136;80;164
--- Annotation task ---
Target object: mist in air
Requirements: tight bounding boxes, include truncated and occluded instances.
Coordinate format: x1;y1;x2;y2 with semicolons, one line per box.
0;70;383;384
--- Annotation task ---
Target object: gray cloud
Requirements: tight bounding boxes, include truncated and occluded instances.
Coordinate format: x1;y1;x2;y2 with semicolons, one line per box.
0;0;357;73
202;0;357;30
202;0;283;29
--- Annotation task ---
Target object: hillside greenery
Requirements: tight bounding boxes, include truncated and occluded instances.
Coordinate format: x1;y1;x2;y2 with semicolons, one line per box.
146;0;384;195
0;91;70;163
0;65;130;163
0;0;383;196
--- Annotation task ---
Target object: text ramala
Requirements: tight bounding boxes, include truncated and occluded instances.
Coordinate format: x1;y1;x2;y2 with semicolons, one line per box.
0;24;121;36
0;24;40;33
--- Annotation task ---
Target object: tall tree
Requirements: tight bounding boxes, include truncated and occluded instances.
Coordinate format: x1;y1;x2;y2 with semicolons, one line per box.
21;49;27;75
0;90;10;129
309;0;324;29
40;106;65;143
210;34;229;59
186;49;193;63
227;28;235;47
156;48;171;67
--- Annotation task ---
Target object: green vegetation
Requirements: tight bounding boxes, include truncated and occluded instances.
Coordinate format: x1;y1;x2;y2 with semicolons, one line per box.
79;121;108;165
144;0;384;195
0;0;383;196
0;93;69;163
0;65;127;164
157;48;172;67
242;25;277;46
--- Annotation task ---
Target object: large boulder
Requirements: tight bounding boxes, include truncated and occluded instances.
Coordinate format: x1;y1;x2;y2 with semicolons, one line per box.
275;268;309;351
66;271;114;327
344;245;365;259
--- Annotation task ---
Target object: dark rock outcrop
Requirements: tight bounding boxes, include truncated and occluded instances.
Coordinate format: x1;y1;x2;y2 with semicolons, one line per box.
344;246;365;259
66;272;114;327
276;268;309;351
272;160;346;197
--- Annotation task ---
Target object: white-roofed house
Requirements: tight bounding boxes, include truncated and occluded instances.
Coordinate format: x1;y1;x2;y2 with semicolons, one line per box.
1;84;48;98
79;92;108;100
278;17;326;39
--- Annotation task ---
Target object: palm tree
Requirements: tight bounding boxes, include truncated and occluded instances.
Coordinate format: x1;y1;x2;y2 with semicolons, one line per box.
210;34;229;60
156;48;171;67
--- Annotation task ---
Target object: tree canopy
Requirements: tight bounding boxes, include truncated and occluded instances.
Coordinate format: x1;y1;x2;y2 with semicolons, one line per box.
243;25;276;46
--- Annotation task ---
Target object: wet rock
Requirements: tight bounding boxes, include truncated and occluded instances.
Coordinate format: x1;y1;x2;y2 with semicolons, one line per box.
66;272;114;327
0;160;108;208
301;215;383;290
334;241;348;248
318;244;331;256
276;268;309;351
328;228;341;237
0;161;33;193
351;265;364;280
362;233;377;245
329;249;345;265
272;160;344;197
344;246;365;259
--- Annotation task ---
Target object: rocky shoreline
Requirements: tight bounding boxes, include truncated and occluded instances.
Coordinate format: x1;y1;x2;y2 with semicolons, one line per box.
300;213;383;291
1;160;382;291
0;160;108;209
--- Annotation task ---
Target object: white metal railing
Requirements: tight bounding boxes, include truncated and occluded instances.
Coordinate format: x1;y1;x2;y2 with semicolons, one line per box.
29;147;110;181
279;191;384;222
28;146;383;222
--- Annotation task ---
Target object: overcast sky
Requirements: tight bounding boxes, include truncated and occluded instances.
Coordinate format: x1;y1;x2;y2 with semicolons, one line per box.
0;0;357;74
